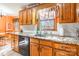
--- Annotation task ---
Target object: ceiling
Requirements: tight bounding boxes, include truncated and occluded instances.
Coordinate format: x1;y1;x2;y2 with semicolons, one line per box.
0;3;30;17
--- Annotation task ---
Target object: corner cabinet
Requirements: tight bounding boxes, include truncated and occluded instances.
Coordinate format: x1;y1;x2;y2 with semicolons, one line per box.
59;3;76;23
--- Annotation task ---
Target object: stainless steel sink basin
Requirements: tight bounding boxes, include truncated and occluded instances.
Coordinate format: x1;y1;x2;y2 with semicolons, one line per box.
34;34;46;37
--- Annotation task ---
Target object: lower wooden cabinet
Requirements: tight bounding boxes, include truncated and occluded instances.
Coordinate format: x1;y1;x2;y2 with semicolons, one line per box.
30;43;52;56
30;37;79;56
30;43;39;56
77;52;79;56
14;35;19;52
54;49;77;56
40;45;52;56
11;34;19;52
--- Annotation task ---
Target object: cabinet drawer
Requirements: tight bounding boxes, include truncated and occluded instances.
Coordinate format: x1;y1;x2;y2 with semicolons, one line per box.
54;49;77;56
53;42;77;52
40;40;52;47
30;38;39;44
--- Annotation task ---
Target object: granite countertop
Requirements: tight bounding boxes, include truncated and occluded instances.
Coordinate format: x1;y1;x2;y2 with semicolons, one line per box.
6;32;79;45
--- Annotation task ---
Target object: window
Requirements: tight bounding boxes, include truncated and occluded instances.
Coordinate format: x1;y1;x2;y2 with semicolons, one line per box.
37;7;56;31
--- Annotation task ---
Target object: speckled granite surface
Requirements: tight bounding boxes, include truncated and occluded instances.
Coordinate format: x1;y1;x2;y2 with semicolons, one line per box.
6;32;79;45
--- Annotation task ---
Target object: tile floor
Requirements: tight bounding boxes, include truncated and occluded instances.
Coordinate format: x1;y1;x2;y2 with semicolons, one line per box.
0;45;22;56
0;37;22;56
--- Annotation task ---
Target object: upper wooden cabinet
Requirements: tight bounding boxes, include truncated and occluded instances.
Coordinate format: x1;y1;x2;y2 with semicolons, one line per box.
59;3;76;23
27;8;32;24
19;3;76;25
19;11;23;25
19;4;57;25
22;9;28;25
76;3;79;23
31;7;37;25
19;8;37;25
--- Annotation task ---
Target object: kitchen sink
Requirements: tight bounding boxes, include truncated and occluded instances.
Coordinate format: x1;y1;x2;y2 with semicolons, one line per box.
34;34;47;37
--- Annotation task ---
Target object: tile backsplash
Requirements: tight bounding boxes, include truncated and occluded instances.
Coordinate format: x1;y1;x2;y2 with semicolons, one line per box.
20;25;37;35
39;23;79;37
20;23;79;37
57;23;79;37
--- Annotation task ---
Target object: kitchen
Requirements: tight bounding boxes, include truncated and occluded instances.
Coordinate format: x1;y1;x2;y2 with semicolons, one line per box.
0;3;79;56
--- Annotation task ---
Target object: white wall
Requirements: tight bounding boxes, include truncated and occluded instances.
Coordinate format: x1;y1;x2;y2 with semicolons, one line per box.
0;3;28;17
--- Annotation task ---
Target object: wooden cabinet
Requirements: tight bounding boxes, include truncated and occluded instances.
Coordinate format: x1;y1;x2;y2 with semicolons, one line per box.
54;49;76;56
30;38;39;44
53;42;77;56
30;38;53;56
30;37;78;56
11;34;19;52
13;35;19;52
59;3;76;23
30;43;39;56
40;39;52;47
77;46;79;56
27;8;32;24
6;16;15;32
30;42;52;56
31;7;37;25
22;9;28;25
40;45;52;56
19;11;23;25
76;3;79;23
53;42;77;52
19;8;33;25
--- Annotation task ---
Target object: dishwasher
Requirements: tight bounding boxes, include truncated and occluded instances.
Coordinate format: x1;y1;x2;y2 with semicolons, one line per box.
19;35;30;56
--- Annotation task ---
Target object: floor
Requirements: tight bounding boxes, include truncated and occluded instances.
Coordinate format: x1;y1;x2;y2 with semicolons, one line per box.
0;45;22;56
0;37;22;56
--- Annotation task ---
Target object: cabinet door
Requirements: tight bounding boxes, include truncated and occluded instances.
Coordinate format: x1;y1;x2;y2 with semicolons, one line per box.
31;7;37;25
76;3;79;23
19;11;23;25
40;45;52;56
71;4;75;22
54;49;76;56
11;35;19;52
62;3;71;23
13;35;19;52
27;8;32;24
59;3;75;23
30;43;39;56
22;9;28;25
11;34;15;48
